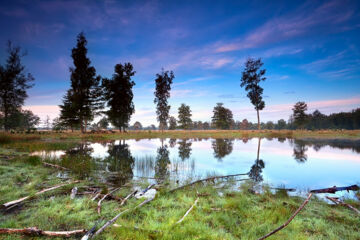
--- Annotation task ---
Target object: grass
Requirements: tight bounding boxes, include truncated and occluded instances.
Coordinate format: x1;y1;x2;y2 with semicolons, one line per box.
0;156;359;240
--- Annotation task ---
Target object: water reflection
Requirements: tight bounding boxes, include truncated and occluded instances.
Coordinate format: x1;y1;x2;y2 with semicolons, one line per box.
212;139;234;161
292;140;308;163
248;138;265;183
178;139;192;161
155;141;170;182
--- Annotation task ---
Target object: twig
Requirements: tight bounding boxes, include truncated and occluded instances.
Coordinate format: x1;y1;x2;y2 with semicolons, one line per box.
91;192;100;201
97;187;121;215
1;181;80;209
0;227;86;237
257;193;313;240
310;185;359;194
326;196;360;215
43;162;69;170
176;197;199;224
169;173;248;193
120;190;137;206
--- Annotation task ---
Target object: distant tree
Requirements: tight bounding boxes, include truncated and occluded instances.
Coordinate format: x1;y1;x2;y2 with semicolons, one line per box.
168;116;177;130
154;69;174;131
240;119;249;130
52;117;65;131
276;119;287;130
0;41;34;131
211;103;234;129
44;115;51;130
150;124;156;130
18;110;40;130
293;140;308;163
308;110;326;129
265;121;274;130
203;122;210;130
133;121;142;130
98;117;109;129
60;32;103;133
240;57;266;130
292;101;308;129
178;103;192;129
103;63;136;132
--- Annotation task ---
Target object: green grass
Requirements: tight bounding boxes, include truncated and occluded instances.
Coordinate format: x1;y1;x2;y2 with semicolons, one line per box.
0;156;359;240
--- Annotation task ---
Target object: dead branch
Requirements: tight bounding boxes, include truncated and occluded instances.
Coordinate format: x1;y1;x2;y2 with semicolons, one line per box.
120;189;137;206
326;196;360;215
1;181;80;209
169;173;248;193
0;227;86;237
91;192;100;201
43;162;69;170
257;193;313;240
310;185;359;194
176;197;199;224
97;187;121;215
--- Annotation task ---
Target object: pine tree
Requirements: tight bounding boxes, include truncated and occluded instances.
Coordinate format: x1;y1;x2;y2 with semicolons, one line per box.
103;63;136;132
292;101;308;129
178;103;192;129
211;103;234;129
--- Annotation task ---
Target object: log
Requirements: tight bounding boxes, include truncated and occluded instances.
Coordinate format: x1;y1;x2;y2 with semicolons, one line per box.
257;193;313;240
310;185;359;194
97;187;121;215
1;181;80;209
0;227;86;237
169;173;248;193
43;162;69;170
326;196;360;215
176;197;199;224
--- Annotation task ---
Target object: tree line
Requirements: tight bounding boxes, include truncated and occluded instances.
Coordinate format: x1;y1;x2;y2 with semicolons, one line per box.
0;32;359;132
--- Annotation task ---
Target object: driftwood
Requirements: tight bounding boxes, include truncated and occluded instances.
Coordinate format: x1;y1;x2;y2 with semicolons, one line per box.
257;193;313;240
120;190;138;206
310;185;359;194
169;173;248;193
176;197;199;224
91;192;100;201
97;187;121;215
43;162;69;170
1;181;80;209
0;227;86;237
326;196;360;215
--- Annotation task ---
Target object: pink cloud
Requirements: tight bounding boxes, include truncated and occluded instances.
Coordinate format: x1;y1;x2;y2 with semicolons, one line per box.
23;105;60;121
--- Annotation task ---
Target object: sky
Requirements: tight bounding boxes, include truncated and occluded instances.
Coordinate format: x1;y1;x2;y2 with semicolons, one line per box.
0;0;360;126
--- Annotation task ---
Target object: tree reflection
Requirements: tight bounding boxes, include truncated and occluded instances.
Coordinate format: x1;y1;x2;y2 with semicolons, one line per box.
178;139;192;161
248;138;265;183
212;139;234;161
61;143;94;177
155;141;170;182
293;140;308;163
105;140;134;185
169;138;177;148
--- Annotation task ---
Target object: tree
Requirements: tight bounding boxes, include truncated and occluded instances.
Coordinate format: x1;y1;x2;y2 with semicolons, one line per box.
44;115;51;130
154;69;174;131
203;122;210;130
8;109;40;131
240;119;249;130
52;117;65;131
103;63;136;132
60;32;103;133
98;117;109;129
292;101;308;129
0;41;34;131
211;103;234;129
240;57;266;130
168;116;177;130
249;138;265;182
276;119;287;130
265;121;274;130
178;103;192;129
133;121;142;130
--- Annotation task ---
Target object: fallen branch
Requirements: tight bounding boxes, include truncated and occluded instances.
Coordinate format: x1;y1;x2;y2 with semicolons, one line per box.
326;196;360;215
1;181;80;209
310;185;359;194
176;197;199;224
0;227;86;237
169;173;248;193
97;187;121;215
257;193;313;240
43;162;69;170
91;192;100;201
120;189;137;206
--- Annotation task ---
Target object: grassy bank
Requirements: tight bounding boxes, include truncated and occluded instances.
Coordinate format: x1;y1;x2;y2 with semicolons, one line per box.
0;156;359;240
1;129;360;144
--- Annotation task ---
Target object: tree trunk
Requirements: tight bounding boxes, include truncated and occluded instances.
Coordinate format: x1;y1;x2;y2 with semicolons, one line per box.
257;137;261;160
257;109;260;130
84;119;87;133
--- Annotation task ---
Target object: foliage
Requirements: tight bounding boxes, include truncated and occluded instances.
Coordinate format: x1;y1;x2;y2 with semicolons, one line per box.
240;57;266;129
154;69;174;131
59;32;103;133
211;103;234;129
292;101;308;129
168;116;177;130
133;121;143;130
0;41;34;131
1;109;40;131
212;138;234;160
178;103;192;129
103;63;136;131
98;116;109;129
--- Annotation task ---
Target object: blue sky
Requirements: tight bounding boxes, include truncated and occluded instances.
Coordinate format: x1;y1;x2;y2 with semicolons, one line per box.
1;0;360;126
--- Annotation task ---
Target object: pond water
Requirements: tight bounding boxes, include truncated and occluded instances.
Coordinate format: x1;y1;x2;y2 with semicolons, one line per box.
33;138;360;197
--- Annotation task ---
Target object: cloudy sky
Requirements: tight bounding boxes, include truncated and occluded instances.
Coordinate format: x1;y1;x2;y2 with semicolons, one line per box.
1;0;360;126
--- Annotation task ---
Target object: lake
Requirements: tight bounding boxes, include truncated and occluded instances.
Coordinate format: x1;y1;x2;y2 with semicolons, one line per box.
33;137;360;197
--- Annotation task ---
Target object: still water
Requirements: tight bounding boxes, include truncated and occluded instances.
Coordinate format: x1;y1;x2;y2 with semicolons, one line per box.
34;138;360;194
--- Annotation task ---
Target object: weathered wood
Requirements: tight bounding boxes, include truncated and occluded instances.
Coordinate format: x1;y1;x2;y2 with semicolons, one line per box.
0;227;86;237
120;190;137;206
43;162;69;170
97;187;121;215
70;187;78;199
326;196;360;215
176;197;199;224
310;185;359;194
1;181;80;208
91;192;100;201
257;193;313;240
169;173;248;193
